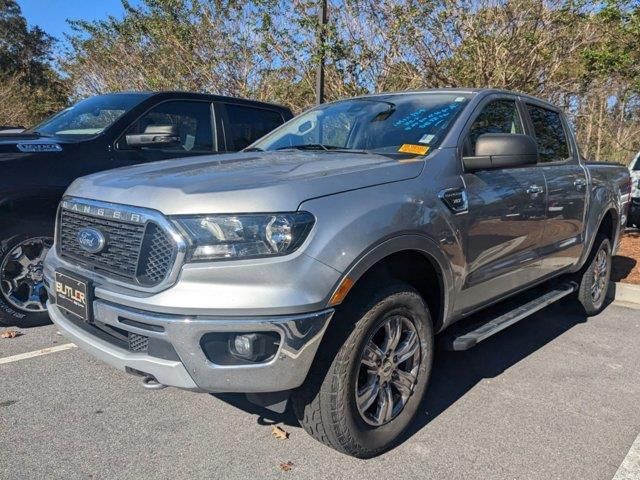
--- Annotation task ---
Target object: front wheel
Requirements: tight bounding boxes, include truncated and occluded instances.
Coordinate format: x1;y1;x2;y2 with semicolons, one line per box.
575;233;612;315
0;217;55;328
291;282;434;458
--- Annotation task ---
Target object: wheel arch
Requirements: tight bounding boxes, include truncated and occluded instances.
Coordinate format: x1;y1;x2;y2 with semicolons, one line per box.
596;208;618;243
0;186;64;221
327;235;453;333
583;206;619;265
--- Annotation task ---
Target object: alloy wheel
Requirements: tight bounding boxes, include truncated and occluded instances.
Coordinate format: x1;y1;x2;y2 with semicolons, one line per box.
590;248;609;304
0;237;52;312
355;314;421;426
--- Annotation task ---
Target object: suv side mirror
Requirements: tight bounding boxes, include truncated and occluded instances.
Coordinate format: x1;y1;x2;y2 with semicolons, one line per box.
463;133;539;172
126;125;180;148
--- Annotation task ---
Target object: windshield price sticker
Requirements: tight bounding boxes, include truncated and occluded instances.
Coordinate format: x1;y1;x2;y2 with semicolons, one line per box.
398;144;429;155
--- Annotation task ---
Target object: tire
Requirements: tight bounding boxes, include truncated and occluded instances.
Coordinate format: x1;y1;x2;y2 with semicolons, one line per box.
575;233;612;316
0;216;55;328
291;282;434;458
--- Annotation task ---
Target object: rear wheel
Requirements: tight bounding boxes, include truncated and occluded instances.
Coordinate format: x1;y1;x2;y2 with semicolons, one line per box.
291;282;433;458
0;217;54;327
575;233;612;315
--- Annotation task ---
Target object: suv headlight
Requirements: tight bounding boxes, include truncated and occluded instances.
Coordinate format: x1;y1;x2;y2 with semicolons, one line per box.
173;212;315;261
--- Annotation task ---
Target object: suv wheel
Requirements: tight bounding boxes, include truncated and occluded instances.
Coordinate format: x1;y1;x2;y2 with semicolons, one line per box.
0;217;54;327
575;233;612;315
291;282;433;458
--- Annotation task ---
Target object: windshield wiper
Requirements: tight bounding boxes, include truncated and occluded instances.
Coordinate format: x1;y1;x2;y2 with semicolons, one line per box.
276;144;332;151
243;147;263;152
274;144;371;154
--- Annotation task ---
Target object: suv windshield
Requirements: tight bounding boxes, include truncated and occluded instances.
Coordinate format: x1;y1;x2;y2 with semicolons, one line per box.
29;93;149;138
251;92;472;156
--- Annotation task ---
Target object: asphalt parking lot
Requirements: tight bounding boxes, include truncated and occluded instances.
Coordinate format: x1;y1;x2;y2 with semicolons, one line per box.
1;300;640;480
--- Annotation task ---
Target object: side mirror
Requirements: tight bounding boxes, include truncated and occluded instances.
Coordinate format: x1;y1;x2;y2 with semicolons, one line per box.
463;133;539;172
126;125;180;148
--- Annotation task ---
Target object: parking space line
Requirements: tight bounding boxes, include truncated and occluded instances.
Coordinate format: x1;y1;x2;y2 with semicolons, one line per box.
613;433;640;480
0;343;77;365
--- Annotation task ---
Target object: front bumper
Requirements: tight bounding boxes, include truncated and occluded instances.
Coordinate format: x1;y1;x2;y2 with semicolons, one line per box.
47;299;333;393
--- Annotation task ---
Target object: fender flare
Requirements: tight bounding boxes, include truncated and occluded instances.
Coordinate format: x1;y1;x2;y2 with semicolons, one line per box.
576;198;619;271
326;234;455;329
0;186;64;214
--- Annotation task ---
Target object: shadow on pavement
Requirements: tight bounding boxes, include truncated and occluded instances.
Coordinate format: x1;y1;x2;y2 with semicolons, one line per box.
612;255;637;282
400;298;591;443
214;296;599;446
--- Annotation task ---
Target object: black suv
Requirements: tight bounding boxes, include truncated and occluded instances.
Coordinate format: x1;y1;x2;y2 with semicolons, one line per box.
0;91;293;326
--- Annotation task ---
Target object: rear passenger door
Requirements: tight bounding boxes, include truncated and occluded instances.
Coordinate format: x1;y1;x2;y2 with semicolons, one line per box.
457;97;548;312
524;102;588;274
217;103;286;151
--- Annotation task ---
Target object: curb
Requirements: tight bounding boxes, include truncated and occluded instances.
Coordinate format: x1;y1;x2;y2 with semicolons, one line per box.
609;281;640;308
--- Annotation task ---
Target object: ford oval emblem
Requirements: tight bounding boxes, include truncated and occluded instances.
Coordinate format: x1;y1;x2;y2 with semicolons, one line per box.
76;227;106;254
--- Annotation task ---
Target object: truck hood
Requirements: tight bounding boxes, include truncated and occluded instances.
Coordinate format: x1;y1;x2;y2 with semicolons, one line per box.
67;150;425;214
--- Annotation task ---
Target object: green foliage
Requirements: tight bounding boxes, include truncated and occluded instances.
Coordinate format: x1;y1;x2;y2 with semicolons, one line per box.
3;0;640;163
0;0;68;126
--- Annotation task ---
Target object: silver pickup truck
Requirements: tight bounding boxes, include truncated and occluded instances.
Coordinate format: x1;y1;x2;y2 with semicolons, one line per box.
44;89;631;458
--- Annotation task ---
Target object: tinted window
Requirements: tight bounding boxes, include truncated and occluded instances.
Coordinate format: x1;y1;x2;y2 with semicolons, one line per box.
466;100;523;155
526;105;570;163
124;101;213;151
224;104;284;150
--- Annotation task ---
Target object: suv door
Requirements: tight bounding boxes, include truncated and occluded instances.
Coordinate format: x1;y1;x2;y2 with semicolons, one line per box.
457;97;548;312
218;103;286;151
114;100;216;165
525;102;588;274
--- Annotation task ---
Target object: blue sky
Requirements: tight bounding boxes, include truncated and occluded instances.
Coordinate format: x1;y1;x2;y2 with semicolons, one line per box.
17;0;137;42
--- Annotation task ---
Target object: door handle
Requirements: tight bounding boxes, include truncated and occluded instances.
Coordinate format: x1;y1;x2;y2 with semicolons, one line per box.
574;178;587;189
526;185;544;195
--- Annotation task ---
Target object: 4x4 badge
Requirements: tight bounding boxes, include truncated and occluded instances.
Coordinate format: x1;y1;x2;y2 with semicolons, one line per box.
439;188;469;214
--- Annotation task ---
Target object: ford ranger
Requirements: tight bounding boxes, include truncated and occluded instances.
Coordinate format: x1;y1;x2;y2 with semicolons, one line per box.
43;89;631;458
0;92;292;326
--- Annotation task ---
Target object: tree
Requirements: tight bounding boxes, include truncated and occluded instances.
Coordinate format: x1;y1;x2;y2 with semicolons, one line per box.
60;0;640;163
0;0;68;126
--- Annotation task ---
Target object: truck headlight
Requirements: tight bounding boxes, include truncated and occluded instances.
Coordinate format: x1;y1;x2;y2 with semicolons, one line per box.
173;212;315;261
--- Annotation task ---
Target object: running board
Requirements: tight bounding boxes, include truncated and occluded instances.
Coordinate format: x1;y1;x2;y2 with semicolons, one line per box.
445;282;578;351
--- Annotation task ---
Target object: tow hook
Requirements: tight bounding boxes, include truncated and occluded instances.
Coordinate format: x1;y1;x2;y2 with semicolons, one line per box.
141;375;167;390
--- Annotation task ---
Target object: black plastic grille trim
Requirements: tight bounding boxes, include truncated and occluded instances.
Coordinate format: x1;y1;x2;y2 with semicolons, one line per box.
58;209;176;287
128;332;149;352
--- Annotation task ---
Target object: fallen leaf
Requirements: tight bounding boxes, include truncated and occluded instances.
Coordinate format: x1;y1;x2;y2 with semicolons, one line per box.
271;425;290;440
1;330;22;339
279;461;294;472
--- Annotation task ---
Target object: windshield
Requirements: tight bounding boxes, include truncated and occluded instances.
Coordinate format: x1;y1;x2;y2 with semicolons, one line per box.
29;93;149;138
251;93;472;156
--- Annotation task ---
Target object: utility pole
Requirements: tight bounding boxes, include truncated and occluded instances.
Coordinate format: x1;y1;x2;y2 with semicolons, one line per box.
315;0;328;105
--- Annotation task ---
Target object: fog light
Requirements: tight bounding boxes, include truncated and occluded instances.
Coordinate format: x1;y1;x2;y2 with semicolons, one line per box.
228;333;279;362
233;334;255;358
201;332;280;365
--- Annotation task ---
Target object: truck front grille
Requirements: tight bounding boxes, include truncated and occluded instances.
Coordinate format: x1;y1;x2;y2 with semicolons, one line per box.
58;205;176;288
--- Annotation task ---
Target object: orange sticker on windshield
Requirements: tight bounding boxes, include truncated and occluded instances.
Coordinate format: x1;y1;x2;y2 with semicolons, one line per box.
398;144;429;155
